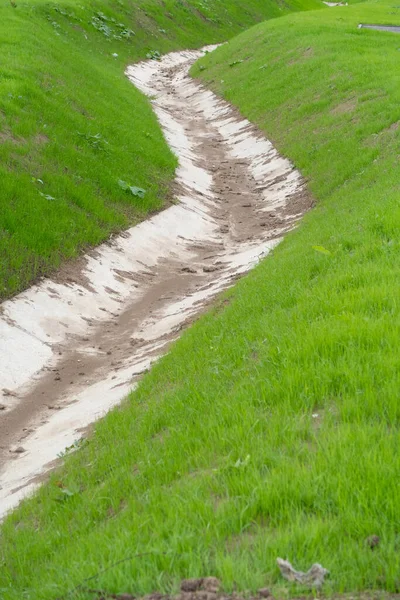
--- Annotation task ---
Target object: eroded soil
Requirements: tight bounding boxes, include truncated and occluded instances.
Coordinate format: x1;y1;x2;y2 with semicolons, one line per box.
63;576;400;600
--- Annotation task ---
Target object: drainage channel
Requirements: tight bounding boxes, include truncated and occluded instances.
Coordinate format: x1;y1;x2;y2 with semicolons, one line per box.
358;24;400;32
0;46;312;518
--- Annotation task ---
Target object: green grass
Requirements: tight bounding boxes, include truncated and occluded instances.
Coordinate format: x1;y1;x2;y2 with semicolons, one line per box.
4;0;400;598
0;0;318;299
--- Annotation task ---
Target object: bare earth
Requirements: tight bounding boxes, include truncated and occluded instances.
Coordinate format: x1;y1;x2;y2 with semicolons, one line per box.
0;46;312;517
60;576;400;600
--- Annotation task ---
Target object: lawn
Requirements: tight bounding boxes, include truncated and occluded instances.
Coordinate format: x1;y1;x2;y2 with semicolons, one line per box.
2;0;400;599
0;0;317;299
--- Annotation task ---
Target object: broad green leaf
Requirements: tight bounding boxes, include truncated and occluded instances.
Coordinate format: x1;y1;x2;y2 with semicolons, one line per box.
118;179;129;191
129;186;146;198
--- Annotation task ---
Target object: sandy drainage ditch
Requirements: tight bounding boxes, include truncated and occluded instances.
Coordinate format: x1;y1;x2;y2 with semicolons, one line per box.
0;46;311;519
358;24;400;32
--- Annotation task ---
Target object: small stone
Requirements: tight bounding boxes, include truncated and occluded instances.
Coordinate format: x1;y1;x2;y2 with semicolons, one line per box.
202;578;221;593
0;404;6;411
11;446;26;454
258;589;272;598
181;579;204;592
54;374;61;381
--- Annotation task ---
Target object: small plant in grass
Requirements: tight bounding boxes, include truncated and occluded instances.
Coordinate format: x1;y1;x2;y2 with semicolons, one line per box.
53;6;82;22
118;179;146;198
39;191;56;201
91;13;135;40
118;27;135;39
91;15;113;38
312;245;332;256
77;131;109;151
146;50;162;60
57;438;88;459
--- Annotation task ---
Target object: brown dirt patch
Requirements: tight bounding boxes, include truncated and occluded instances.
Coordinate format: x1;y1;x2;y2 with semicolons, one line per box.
33;133;49;145
80;577;270;600
363;120;400;147
0;130;49;146
330;98;357;116
288;47;314;65
0;128;23;145
77;578;400;600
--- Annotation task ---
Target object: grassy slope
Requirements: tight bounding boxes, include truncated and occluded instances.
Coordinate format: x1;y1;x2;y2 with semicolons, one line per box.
0;0;318;300
3;0;400;598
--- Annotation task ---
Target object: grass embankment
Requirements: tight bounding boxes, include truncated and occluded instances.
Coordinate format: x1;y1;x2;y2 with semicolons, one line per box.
3;0;400;598
0;0;317;300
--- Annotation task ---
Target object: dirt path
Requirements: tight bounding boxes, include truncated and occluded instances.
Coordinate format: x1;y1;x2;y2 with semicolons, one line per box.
0;46;311;518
